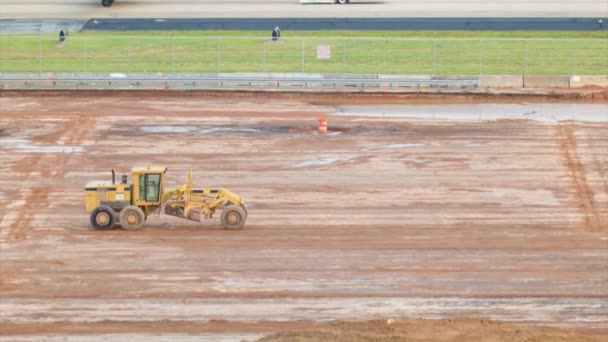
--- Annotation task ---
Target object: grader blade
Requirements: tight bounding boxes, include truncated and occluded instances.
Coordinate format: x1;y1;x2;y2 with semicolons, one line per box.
164;203;209;223
164;204;185;219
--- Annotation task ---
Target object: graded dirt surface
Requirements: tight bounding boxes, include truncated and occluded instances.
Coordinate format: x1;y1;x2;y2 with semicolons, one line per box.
0;92;607;341
259;318;602;342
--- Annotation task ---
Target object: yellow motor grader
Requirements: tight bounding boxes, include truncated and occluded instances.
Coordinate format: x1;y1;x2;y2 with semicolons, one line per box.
84;166;247;230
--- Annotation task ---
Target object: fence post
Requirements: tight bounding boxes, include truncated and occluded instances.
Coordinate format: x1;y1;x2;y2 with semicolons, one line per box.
38;35;42;74
128;37;131;73
524;40;528;75
479;38;483;75
172;36;176;75
432;40;436;75
342;39;347;73
217;37;221;74
301;38;304;73
570;40;576;75
382;38;387;72
83;36;87;72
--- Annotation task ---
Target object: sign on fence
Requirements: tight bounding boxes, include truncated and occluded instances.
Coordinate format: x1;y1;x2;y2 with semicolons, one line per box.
317;44;331;59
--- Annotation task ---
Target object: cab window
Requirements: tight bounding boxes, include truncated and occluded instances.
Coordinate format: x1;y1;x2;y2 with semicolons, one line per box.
138;174;161;202
139;175;146;200
146;174;160;202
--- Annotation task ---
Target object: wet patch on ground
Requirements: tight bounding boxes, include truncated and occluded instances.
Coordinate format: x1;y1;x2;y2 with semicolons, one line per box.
109;125;303;137
0;138;85;153
105;124;414;139
291;157;341;168
139;125;261;134
337;104;608;122
360;143;426;152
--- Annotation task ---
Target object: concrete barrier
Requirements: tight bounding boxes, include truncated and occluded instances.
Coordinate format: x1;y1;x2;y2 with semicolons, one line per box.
218;72;272;79
270;73;323;79
323;73;377;79
523;75;570;88
569;75;608;88
431;75;477;81
378;74;433;80
479;75;523;88
8;72;608;91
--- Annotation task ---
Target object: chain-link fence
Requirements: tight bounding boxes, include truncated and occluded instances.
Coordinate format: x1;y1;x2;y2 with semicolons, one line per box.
1;36;607;75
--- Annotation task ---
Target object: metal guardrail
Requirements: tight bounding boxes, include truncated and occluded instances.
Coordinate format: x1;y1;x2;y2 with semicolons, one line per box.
0;74;479;91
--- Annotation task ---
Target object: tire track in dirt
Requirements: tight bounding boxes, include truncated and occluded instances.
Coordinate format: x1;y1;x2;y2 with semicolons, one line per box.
593;159;608;194
4;115;94;241
5;186;50;241
557;124;602;232
587;134;608;201
585;129;608;230
48;115;94;178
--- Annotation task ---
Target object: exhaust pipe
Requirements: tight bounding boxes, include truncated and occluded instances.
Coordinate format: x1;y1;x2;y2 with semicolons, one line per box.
112;170;115;184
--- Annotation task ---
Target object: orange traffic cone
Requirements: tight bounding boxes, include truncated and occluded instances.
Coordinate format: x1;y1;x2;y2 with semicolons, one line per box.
318;116;328;133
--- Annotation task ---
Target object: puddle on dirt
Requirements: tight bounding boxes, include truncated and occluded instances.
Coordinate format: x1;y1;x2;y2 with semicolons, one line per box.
337;104;608;122
383;143;426;149
361;143;426;152
0;138;85;153
110;124;405;138
137;125;347;136
291;157;340;168
139;125;261;134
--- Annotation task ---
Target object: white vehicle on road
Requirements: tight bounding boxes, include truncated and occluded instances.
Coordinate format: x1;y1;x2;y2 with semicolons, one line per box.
299;0;382;4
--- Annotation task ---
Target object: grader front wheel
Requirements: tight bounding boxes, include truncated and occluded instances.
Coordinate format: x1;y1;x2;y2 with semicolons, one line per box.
119;205;146;231
221;205;247;230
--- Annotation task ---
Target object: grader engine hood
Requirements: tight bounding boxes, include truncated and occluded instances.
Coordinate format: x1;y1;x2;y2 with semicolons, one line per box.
84;181;132;213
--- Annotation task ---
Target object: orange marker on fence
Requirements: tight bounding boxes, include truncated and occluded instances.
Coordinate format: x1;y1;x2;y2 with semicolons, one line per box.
318;115;328;133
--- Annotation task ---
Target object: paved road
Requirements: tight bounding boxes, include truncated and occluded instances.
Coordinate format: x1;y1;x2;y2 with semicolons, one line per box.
80;18;608;31
1;0;607;19
3;17;606;33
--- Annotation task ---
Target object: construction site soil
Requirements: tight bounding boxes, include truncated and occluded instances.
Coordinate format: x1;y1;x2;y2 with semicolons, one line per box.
0;91;606;341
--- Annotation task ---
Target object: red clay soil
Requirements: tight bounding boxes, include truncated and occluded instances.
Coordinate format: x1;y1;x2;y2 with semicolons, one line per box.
2;86;608;105
0;92;606;340
258;318;604;342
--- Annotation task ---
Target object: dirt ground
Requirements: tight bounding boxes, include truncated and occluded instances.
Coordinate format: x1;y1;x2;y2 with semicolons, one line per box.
0;92;606;341
259;318;602;342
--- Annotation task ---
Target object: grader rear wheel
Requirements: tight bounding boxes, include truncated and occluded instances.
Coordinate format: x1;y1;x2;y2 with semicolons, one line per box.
119;205;146;231
221;205;247;230
90;205;116;230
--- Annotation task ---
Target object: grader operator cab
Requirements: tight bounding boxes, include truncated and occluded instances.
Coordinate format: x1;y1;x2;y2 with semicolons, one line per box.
85;166;247;230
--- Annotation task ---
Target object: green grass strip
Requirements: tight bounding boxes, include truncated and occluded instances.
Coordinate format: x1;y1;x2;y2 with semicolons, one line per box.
2;31;606;75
